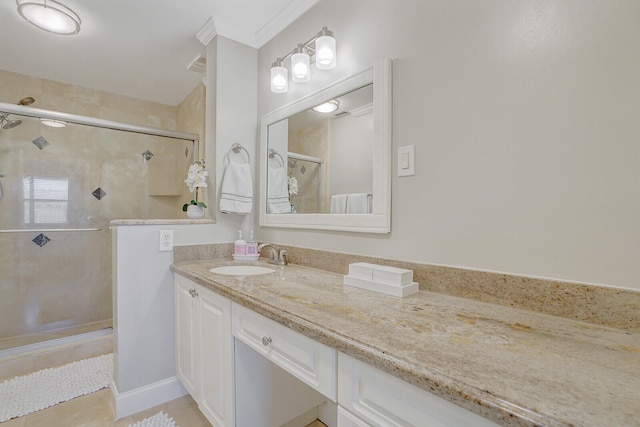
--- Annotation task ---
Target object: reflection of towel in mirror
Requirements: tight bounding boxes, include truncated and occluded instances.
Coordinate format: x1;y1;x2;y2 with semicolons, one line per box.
267;166;291;214
330;194;348;213
346;193;370;214
219;160;253;215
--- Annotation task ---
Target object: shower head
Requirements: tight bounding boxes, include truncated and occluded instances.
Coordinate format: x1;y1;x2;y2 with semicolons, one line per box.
2;119;22;130
18;97;35;106
0;96;34;131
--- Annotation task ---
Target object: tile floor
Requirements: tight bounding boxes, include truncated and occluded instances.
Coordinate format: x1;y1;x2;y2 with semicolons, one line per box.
0;388;327;427
0;389;209;427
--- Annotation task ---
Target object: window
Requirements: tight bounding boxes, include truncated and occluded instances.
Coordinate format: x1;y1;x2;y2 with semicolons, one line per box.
23;176;69;225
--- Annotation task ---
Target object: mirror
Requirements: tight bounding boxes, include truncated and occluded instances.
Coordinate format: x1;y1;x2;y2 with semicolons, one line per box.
259;59;392;233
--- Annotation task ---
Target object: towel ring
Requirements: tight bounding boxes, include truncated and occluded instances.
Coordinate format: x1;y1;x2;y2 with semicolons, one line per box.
268;149;284;167
228;143;250;164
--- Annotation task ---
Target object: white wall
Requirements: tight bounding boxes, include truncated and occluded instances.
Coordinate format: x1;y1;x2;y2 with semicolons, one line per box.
256;0;640;291
329;112;373;195
205;36;259;242
111;222;224;418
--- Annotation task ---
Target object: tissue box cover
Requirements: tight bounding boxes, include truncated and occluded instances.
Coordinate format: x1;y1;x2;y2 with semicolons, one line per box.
348;262;376;281
372;265;413;286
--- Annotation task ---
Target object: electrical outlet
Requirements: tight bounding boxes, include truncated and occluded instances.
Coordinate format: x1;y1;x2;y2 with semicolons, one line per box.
159;230;173;252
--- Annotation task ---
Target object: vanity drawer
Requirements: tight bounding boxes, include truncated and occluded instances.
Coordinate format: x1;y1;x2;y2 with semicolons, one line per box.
232;303;337;401
338;353;499;427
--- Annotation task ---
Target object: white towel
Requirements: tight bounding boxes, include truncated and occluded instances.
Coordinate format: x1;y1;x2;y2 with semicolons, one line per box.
346;193;370;214
330;194;347;213
267;166;291;214
219;160;253;215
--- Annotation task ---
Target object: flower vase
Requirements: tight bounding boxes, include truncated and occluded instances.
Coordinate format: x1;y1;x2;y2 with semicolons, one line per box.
186;205;204;219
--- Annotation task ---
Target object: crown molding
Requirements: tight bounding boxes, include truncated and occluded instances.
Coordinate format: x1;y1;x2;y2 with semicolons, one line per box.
196;17;217;46
254;0;320;48
213;21;260;48
195;0;319;49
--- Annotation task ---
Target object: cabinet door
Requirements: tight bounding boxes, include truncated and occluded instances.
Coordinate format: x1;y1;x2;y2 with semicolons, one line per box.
338;353;499;427
198;286;234;427
175;275;199;399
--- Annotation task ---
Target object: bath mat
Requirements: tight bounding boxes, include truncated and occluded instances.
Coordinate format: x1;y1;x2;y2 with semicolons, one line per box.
0;353;112;422
129;411;179;427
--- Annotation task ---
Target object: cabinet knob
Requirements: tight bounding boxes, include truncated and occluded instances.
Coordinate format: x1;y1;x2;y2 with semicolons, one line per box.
189;288;198;298
261;336;272;347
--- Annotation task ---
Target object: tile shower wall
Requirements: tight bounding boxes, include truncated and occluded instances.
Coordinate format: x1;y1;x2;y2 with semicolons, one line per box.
0;70;204;344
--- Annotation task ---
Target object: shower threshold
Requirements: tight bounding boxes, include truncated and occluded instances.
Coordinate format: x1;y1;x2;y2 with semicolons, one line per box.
0;320;113;355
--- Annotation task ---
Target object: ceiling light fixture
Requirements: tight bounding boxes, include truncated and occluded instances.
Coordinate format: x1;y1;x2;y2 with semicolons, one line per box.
40;118;67;128
270;26;336;94
17;0;81;35
312;99;340;113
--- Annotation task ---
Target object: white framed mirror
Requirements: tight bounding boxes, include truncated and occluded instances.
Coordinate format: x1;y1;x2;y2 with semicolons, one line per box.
259;59;392;233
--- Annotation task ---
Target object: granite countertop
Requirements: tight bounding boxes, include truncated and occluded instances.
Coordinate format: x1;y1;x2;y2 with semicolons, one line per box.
171;259;640;427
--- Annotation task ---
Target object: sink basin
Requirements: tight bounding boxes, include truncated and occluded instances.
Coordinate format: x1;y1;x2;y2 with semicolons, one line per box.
209;265;275;276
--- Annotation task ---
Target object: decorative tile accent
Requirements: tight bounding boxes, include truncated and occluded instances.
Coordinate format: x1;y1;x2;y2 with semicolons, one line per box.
32;136;50;150
300;165;307;174
92;188;106;200
185;146;189;158
32;233;50;247
141;149;154;161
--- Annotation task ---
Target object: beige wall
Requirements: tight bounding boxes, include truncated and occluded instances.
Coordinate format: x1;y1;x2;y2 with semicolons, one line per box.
256;0;640;291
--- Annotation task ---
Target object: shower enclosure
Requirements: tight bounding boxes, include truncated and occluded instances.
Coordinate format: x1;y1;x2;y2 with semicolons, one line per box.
287;152;323;213
0;101;198;352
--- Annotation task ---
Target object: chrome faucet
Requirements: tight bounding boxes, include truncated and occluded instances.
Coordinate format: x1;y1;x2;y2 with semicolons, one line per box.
257;243;288;266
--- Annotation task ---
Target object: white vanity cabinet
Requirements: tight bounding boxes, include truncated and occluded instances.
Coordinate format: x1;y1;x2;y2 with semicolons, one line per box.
175;272;499;427
174;275;234;427
337;353;499;427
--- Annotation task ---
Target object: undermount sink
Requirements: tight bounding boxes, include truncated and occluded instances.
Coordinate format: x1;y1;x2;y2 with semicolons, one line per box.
209;265;275;276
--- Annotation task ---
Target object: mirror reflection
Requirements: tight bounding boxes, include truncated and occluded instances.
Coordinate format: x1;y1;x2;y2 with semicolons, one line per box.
266;84;373;214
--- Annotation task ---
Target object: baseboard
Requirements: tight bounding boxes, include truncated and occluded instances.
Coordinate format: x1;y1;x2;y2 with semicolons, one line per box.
111;376;188;419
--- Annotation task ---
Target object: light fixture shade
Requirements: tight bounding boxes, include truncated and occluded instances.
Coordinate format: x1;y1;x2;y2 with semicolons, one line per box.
315;35;336;70
17;0;81;35
270;64;288;94
291;51;310;83
40;118;67;128
312;99;340;113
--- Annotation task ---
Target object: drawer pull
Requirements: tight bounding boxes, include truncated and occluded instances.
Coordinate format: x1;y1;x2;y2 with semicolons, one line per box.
261;336;272;347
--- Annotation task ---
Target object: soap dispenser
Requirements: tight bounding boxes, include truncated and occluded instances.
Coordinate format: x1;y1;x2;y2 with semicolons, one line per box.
234;230;247;256
246;230;258;256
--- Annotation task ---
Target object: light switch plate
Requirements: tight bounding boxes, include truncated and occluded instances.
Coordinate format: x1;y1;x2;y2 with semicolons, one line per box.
397;145;415;177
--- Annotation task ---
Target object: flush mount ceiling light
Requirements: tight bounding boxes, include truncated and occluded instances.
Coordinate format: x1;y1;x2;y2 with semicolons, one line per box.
40;118;67;128
312;99;340;113
17;0;81;35
270;26;336;94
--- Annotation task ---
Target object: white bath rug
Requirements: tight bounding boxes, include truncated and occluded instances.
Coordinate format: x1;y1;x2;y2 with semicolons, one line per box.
0;353;112;422
129;411;179;427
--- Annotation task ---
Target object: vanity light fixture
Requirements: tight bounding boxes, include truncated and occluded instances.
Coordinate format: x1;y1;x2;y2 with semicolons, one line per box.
16;0;81;35
315;27;336;70
291;44;310;83
270;59;288;93
40;118;67;128
270;26;336;93
312;99;340;113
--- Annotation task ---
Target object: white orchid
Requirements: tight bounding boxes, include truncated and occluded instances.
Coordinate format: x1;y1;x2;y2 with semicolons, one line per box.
183;160;208;211
288;175;298;197
185;160;208;193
